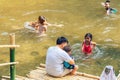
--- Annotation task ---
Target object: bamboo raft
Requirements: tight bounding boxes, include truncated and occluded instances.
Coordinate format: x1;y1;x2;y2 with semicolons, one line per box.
2;63;100;80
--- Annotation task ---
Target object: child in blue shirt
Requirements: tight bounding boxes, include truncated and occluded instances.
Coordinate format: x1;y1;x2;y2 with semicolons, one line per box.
63;45;75;69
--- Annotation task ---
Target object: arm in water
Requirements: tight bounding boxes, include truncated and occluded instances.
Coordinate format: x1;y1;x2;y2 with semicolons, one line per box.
47;23;64;27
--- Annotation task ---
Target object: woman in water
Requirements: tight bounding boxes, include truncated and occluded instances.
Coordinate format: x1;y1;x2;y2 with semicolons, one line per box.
82;33;96;56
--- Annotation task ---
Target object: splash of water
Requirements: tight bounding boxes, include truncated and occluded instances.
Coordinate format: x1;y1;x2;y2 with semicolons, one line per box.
71;43;104;60
1;32;9;36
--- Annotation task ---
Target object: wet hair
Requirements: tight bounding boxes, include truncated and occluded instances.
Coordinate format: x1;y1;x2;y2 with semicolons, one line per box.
63;45;71;53
105;0;110;4
38;16;46;24
84;33;92;41
56;37;68;45
106;0;110;3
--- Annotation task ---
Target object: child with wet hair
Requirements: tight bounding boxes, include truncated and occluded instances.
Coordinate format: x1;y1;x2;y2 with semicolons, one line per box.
104;0;112;15
82;33;96;56
30;16;48;35
105;0;110;8
63;45;78;75
102;0;117;15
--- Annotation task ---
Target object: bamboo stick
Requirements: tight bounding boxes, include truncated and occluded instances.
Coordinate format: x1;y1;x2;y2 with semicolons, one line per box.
39;63;46;68
0;45;20;48
2;76;10;79
36;67;45;70
9;33;16;80
0;62;19;67
77;72;100;80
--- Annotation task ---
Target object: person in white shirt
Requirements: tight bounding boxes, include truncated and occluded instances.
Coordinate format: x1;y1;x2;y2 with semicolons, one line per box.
46;36;78;77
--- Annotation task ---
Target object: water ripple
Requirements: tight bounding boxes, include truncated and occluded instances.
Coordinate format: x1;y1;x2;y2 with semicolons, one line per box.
71;43;103;60
22;9;66;16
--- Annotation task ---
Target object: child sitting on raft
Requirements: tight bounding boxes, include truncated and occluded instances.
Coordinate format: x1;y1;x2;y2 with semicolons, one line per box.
82;33;96;56
29;16;48;35
63;45;78;74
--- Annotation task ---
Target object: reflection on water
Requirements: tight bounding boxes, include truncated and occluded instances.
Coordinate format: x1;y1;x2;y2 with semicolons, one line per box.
0;0;120;77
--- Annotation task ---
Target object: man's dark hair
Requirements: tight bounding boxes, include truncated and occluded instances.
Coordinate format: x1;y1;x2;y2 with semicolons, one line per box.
56;37;68;45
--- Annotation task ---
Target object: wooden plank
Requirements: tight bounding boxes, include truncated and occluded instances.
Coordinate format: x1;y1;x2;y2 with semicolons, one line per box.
2;75;30;80
0;62;19;67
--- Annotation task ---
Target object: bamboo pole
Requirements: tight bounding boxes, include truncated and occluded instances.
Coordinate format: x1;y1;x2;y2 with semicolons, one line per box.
76;72;100;80
2;75;27;80
10;33;15;45
0;45;20;48
9;33;16;80
0;62;19;67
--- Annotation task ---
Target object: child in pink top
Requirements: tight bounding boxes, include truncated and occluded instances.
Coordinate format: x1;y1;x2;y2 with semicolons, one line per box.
82;33;96;56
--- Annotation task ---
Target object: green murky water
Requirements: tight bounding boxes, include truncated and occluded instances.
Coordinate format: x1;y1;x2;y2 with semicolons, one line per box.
0;0;120;77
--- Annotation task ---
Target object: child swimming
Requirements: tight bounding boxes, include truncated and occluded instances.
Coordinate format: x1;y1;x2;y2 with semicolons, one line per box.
82;33;96;56
101;0;117;15
101;0;111;15
29;16;48;35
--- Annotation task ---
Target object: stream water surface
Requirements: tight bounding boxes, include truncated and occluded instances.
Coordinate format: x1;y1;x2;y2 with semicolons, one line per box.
0;0;120;77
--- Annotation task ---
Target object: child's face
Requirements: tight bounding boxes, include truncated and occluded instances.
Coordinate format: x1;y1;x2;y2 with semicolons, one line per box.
105;3;110;7
85;37;91;42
